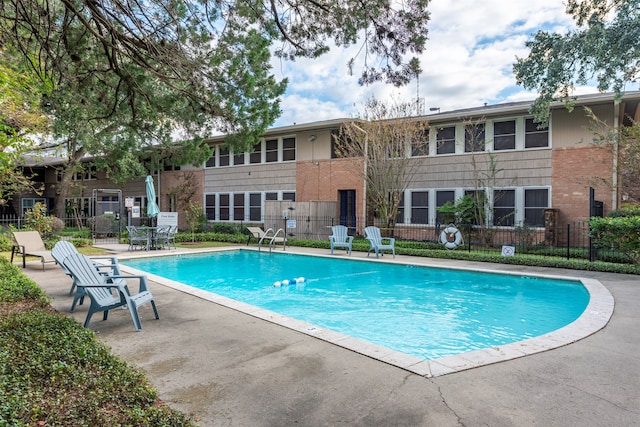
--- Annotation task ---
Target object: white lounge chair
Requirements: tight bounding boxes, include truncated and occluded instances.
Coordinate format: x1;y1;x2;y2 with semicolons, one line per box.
329;225;353;255
246;226;267;245
246;226;286;250
364;226;395;258
63;252;159;331
11;231;56;270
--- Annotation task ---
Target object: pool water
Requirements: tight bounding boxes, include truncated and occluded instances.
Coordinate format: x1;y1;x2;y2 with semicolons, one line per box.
122;251;590;360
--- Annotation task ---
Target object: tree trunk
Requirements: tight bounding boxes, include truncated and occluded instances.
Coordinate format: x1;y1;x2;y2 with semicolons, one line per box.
54;147;85;219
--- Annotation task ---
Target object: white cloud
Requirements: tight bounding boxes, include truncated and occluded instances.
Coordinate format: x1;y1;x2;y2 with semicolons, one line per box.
271;0;589;127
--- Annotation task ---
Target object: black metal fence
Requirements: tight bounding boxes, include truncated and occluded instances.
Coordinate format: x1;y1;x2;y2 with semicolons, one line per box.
0;213;632;265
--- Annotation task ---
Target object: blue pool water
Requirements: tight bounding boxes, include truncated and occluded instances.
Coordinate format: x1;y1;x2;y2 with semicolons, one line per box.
122;251;590;360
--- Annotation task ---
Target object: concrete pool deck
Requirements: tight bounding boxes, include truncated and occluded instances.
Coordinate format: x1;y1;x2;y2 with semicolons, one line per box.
22;245;640;426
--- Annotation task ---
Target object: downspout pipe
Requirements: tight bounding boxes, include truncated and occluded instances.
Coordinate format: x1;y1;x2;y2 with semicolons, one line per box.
612;100;620;211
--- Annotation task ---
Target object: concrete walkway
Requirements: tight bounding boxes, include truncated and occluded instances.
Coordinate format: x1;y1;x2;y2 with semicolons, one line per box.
21;246;640;426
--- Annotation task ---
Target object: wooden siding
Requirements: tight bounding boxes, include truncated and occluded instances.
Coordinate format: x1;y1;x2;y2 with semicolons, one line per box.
551;102;614;149
407;149;552;189
204;163;297;193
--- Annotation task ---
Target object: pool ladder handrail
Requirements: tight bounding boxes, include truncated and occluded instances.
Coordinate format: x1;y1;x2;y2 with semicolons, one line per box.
257;228;287;252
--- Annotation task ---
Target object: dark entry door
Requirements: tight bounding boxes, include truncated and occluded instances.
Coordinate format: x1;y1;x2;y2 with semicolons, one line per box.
338;190;356;232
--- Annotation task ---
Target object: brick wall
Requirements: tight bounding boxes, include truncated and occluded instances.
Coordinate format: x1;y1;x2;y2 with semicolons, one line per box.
551;145;614;223
296;158;365;218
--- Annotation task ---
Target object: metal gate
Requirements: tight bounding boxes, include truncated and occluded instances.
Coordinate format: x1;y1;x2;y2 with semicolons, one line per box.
91;189;123;243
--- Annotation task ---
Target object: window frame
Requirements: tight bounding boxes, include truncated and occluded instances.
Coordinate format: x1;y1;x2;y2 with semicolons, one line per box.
524;188;549;227
205;194;216;220
265;139;279;163
410;191;429;224
219;193;230;221
436;126;456;155
250;142;262;164
493;189;516;226
282;137;296;161
464;123;485;153
411;129;429;157
435;190;456;225
493;120;516;151
524;118;549;149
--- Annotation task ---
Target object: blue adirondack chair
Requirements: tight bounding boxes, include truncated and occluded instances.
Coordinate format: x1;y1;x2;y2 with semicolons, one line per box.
329;225;353;255
364;226;395;258
63;252;159;331
52;241;122;312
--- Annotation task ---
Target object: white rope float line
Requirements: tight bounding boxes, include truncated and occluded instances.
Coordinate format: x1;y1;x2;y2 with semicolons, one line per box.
273;270;380;287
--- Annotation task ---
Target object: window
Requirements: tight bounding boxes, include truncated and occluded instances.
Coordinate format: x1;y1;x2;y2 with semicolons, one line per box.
205;195;216;220
233;193;244;221
411;130;429;157
524;118;548;148
65;165;97;181
435;190;455;224
493;190;515;226
265;192;278;201
265;139;278;162
464;189;486;225
464;123;485;152
205;152;216;168
219;146;230;167
66;197;93;217
21;198;46;216
283;137;296;161
282;192;296;201
524;189;548;226
250;142;262;164
436;126;455;154
494;120;516;150
233;152;245;166
411;191;429;224
24;167;45;183
219;193;230;220
249;193;261;221
395;193;405;224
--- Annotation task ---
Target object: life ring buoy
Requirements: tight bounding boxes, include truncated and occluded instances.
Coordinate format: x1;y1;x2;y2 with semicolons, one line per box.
440;225;463;249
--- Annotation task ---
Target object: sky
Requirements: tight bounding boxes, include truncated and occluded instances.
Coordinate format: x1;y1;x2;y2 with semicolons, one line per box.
269;0;593;128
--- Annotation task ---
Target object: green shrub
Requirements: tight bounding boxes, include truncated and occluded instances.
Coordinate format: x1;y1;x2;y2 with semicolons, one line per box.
608;205;640;218
0;258;195;426
0;231;15;252
0;310;195;426
50;217;65;233
590;216;640;264
208;222;247;235
0;257;49;305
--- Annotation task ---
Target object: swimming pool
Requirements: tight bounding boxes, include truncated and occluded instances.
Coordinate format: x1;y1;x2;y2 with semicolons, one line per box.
121;250;592;361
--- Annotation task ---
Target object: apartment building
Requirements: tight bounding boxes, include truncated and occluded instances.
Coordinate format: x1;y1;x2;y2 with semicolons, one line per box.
12;91;639;239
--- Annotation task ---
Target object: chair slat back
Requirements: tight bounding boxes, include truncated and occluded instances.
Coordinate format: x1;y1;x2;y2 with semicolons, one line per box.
332;225;349;243
63;252;118;306
63;252;107;287
364;226;382;244
52;241;78;274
